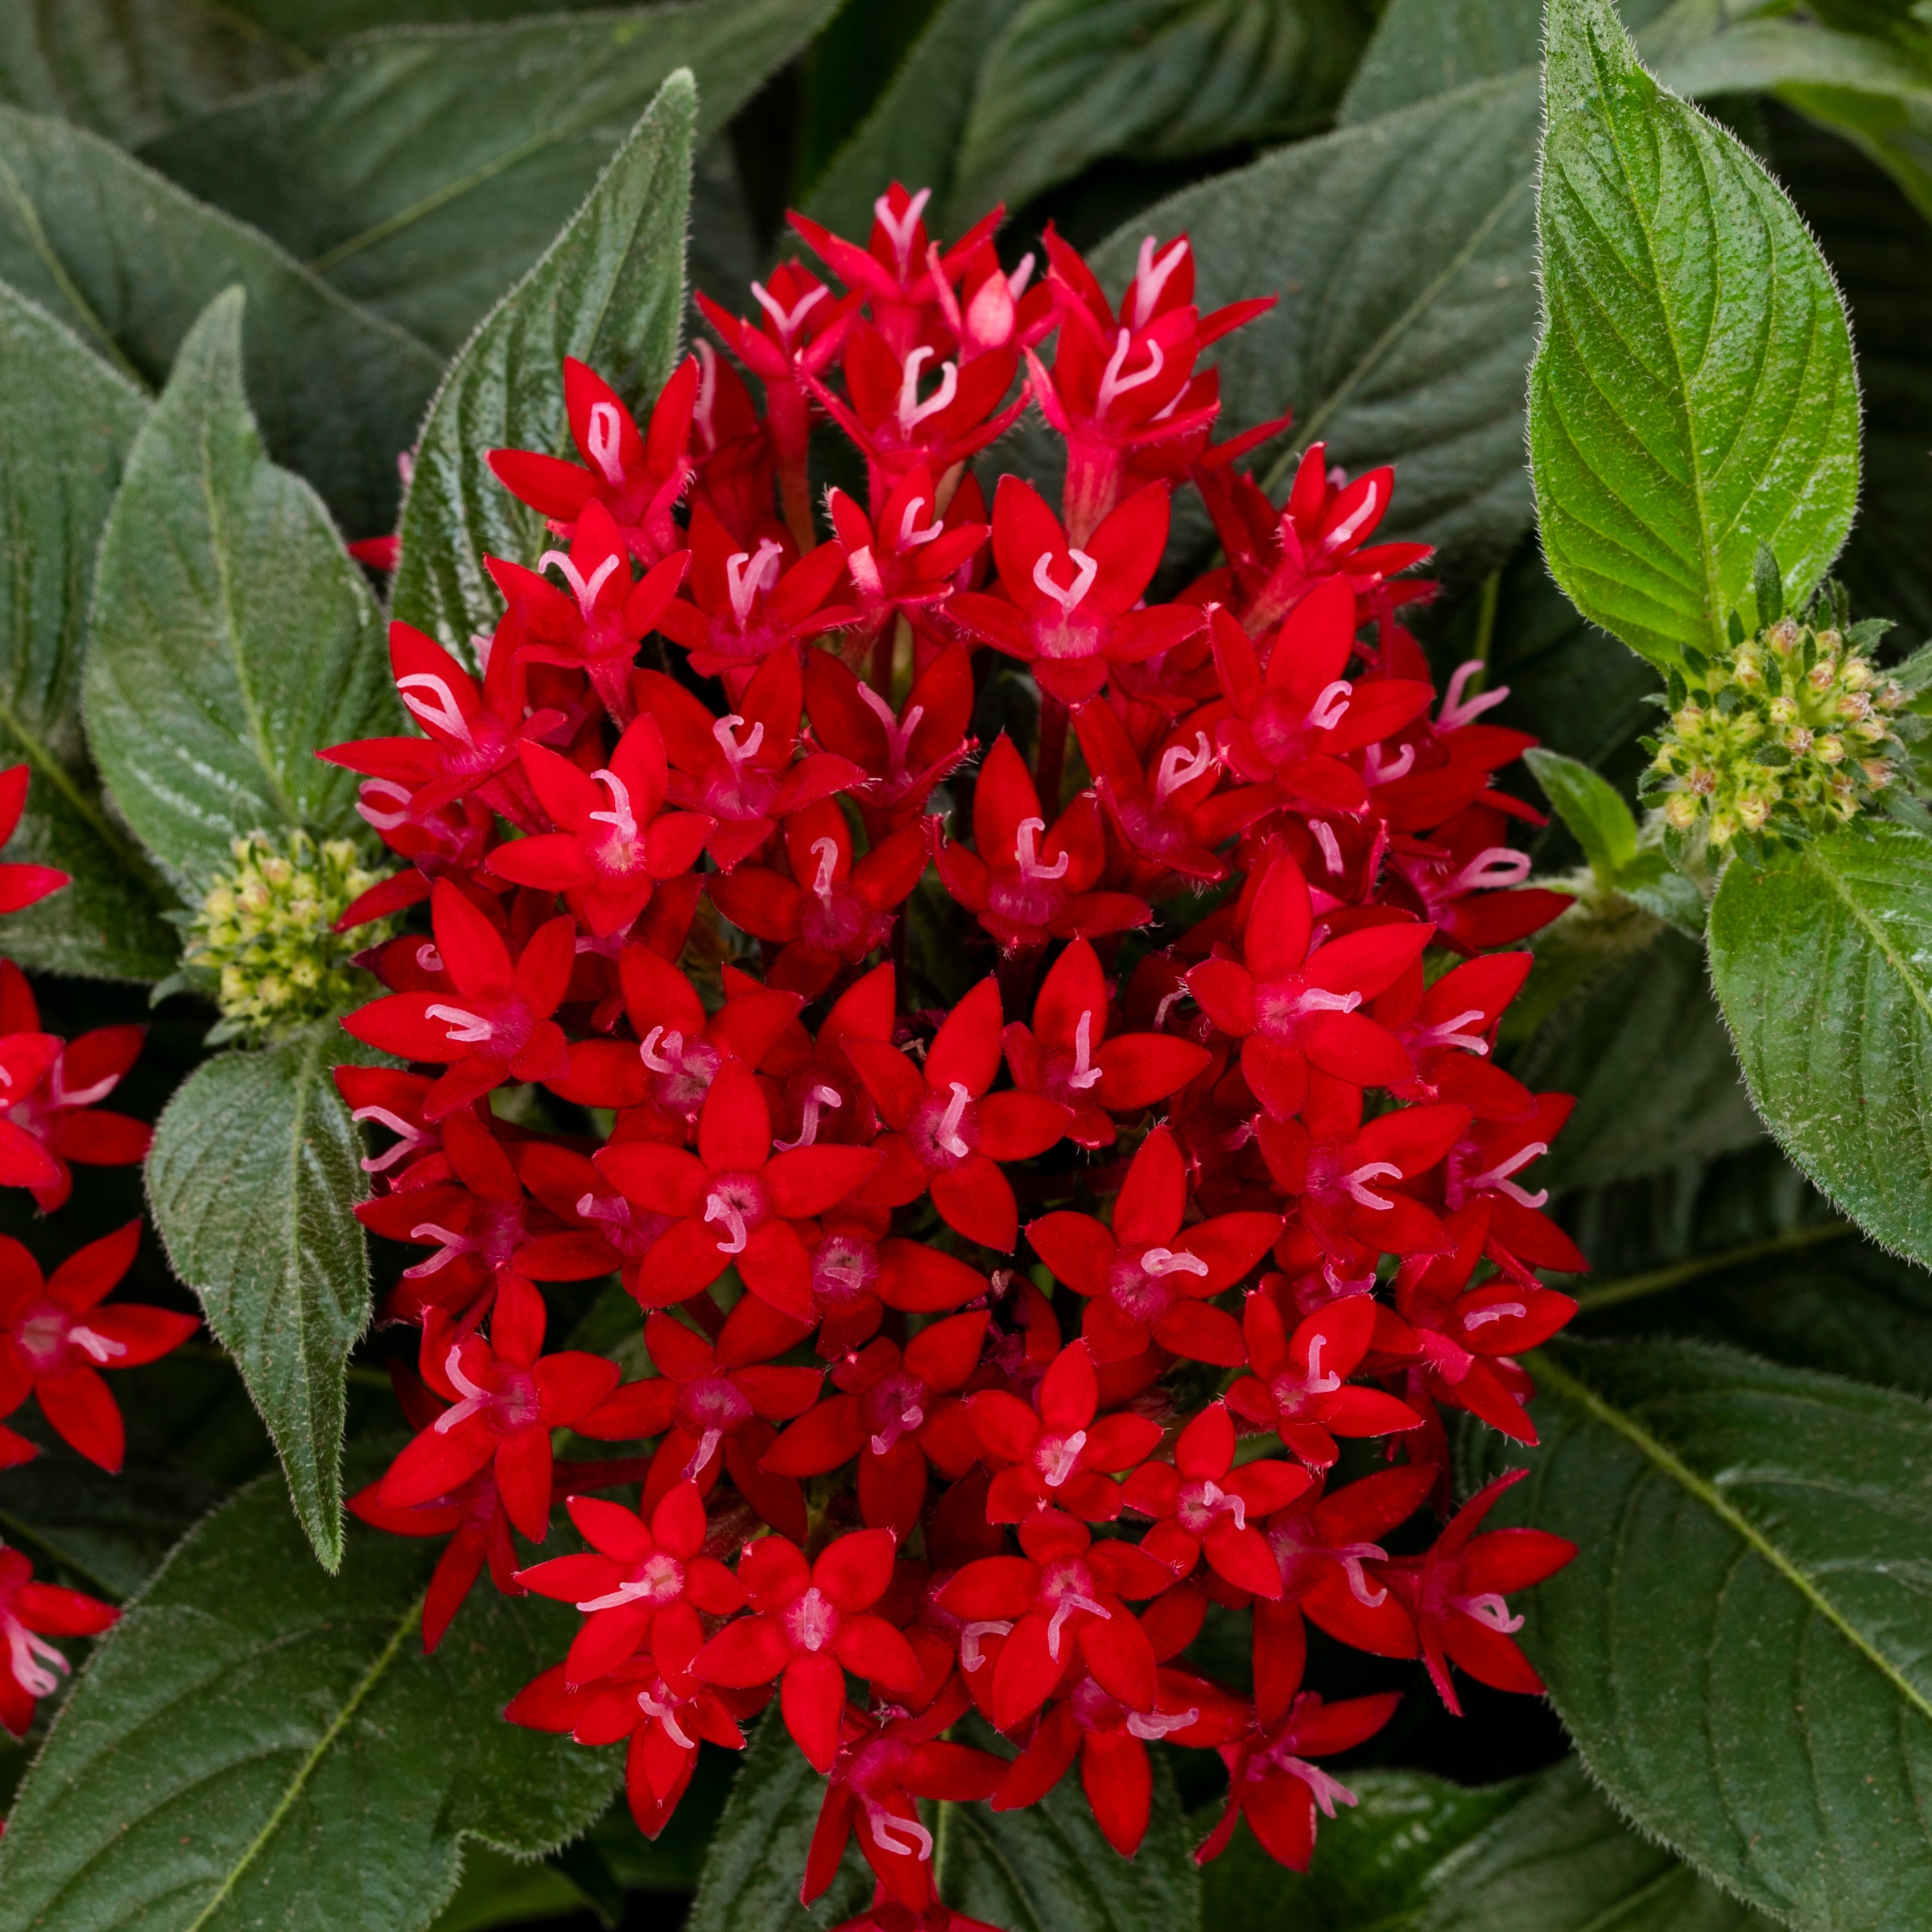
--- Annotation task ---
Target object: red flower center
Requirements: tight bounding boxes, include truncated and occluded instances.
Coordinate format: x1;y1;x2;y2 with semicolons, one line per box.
907;1082;980;1172
811;1232;882;1307
782;1583;843;1653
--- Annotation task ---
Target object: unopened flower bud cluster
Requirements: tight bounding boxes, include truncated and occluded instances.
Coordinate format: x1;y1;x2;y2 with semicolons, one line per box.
185;830;385;1037
1642;612;1908;846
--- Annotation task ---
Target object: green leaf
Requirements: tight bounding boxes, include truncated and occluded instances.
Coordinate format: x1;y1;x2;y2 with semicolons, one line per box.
0;1451;620;1932
1465;1337;1932;1930
391;72;696;662
1509;927;1762;1189
217;0;610;60
803;0;1030;240
946;0;1369;226
145;1026;379;1571
426;1847;595;1932
1528;0;1860;668
0;105;438;539
937;1742;1202;1932
1707;819;1932;1270
0;279;175;980
142;0;841;355
1525;745;1640;878
1079;70;1545;580
0;0;298;147
684;1712;872;1932
83;287;394;897
1199;1757;1777;1930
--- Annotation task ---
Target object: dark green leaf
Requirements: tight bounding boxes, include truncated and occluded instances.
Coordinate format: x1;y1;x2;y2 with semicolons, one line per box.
1708;820;1932;1270
83;287;394;896
1199;1757;1776;1930
0;1451;620;1932
142;0;841;355
426;1847;595;1932
391;72;696;660
146;1026;380;1571
218;0;611;60
1529;0;1860;667
684;1711;872;1932
0;1;297;146
803;0;1030;241
0;105;438;539
0;279;174;980
1509;927;1762;1190
1524;746;1639;878
947;0;1369;227
1465;1337;1932;1931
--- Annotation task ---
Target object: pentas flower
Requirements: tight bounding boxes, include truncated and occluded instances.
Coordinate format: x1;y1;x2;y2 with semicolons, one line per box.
691;1526;922;1771
803;646;976;839
1001;937;1210;1149
947;480;1201;705
0;1546;116;1739
934;736;1150;955
1379;1470;1576;1715
762;1312;989;1535
343;881;573;1117
335;1065;448;1189
1438;1094;1586;1280
1383;802;1573;954
1026;1126;1278;1365
488;354;700;566
1365;643;1540;836
0;767;68;913
829;1889;1005;1932
0;1222;196;1472
0;962;149;1211
1186;850;1432;1121
826;468;988;642
635;647;864;869
1373;951;1535;1116
846;976;1067;1253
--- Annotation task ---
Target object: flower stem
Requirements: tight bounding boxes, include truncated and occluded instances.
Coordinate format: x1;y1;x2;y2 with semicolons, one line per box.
1036;691;1069;812
1571;1219;1853;1312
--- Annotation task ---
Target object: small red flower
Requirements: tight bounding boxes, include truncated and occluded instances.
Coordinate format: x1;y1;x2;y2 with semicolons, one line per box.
1439;1093;1586;1278
804;646;977;839
0;767;69;913
0;1546;116;1737
1228;1294;1421;1472
0;1222;196;1472
827;465;989;637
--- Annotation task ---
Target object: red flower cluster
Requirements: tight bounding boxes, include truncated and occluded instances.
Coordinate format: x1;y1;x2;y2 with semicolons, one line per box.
334;185;1582;1910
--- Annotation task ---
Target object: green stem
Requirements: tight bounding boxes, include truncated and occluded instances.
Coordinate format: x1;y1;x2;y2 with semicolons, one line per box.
1571;1219;1853;1313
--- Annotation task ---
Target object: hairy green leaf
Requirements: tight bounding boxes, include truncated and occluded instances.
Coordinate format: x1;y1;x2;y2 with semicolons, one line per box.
143;0;840;354
0;0;296;146
0;106;438;539
1524;745;1639;877
1529;0;1860;667
1465;1337;1932;1930
1708;820;1932;1270
803;0;1030;240
83;288;394;896
947;0;1368;226
684;1712;871;1932
391;72;695;660
0;1453;619;1932
219;0;609;59
146;1026;379;1571
1199;1757;1776;1930
0;279;174;980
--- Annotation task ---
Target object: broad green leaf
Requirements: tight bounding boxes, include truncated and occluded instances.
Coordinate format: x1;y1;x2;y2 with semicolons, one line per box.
803;0;1030;240
0;279;174;980
684;1712;872;1932
937;1742;1202;1932
1524;745;1639;877
946;0;1369;227
0;0;296;146
794;0;950;192
83;288;394;897
142;0;841;355
1708;819;1932;1270
1199;1757;1776;1930
222;0;606;56
0;106;438;539
1509;928;1761;1189
391;73;696;661
1080;72;1544;580
1465;1338;1932;1930
0;1453;620;1932
146;1026;380;1571
426;1848;594;1932
1528;0;1860;668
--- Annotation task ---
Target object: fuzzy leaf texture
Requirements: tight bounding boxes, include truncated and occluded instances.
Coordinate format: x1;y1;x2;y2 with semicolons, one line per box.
142;0;842;355
1466;1337;1932;1930
82;287;395;896
1707;821;1932;1270
390;71;696;663
0;279;175;980
0;105;438;539
0;1454;620;1932
1199;1757;1777;1929
1528;0;1860;666
145;1028;383;1571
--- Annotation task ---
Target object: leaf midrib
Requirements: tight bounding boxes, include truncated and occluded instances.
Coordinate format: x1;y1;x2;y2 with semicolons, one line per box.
1798;841;1932;1032
1530;1350;1932;1730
